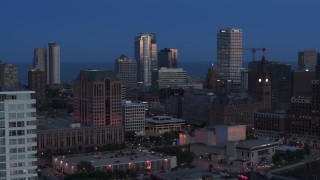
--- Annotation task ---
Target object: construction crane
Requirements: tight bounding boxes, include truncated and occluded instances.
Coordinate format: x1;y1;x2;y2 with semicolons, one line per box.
219;47;266;61
244;48;266;61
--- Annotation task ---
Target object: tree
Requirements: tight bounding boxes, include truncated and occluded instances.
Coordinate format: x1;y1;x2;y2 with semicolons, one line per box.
77;161;94;173
303;144;311;155
208;164;213;171
272;154;281;164
284;150;295;163
295;149;305;160
162;131;179;144
124;131;136;142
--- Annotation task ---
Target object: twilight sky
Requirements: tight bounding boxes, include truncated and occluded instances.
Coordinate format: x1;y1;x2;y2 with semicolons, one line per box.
0;0;319;64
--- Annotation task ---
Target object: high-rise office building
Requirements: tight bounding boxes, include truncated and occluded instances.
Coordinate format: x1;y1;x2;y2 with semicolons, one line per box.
0;61;18;89
114;55;137;89
248;57;291;111
298;50;320;71
73;70;122;127
0;91;38;180
28;68;46;105
158;48;178;69
134;33;157;86
46;42;60;85
217;28;242;85
291;70;315;97
151;68;187;89
121;100;145;134
33;48;45;71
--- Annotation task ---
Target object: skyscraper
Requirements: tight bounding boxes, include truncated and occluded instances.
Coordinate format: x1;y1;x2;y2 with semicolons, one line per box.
46;42;60;85
158;48;178;69
33;48;45;71
298;50;320;71
114;55;137;89
217;28;242;85
134;33;157;86
0;90;38;180
0;61;18;89
73;70;122;127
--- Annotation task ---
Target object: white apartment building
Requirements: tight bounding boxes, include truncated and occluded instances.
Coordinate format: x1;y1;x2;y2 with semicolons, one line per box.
121;100;145;134
0;91;37;180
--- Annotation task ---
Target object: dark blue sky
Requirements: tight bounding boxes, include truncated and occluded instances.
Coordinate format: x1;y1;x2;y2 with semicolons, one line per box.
0;0;319;65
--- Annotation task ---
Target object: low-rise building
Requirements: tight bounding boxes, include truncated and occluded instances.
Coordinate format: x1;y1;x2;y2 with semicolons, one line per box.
145;116;185;135
179;124;246;147
37;117;123;152
235;140;278;166
53;151;177;174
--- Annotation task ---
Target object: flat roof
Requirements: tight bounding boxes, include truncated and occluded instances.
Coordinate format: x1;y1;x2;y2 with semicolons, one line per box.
146;116;185;124
37;117;77;131
276;146;302;152
37;117;120;132
54;150;173;168
237;139;278;150
152;168;221;179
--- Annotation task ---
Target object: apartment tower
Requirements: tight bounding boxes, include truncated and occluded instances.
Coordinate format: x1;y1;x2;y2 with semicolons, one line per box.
46;42;60;85
0;91;38;179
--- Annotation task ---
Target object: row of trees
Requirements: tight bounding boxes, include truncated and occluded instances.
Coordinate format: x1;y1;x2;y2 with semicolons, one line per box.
125;131;179;146
272;149;306;165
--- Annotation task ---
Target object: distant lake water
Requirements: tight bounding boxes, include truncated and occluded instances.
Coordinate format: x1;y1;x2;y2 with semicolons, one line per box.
14;60;297;85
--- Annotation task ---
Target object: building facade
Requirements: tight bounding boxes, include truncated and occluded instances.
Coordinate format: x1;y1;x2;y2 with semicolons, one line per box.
0;61;18;89
46;42;60;85
291;70;315;97
183;93;214;126
145;116;185;135
33;48;45;71
28;69;46;105
248;57;291;111
134;33;157;86
152;67;187;89
73;70;122;127
158;48;178;69
0;91;38;180
254;111;291;140
37;118;123;152
217;28;242;85
114;55;137;89
121;100;145;134
298;50;319;71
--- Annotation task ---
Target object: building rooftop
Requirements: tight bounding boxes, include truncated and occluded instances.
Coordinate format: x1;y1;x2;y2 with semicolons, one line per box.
237;139;278;150
76;70;118;82
276;146;302;152
54;150;173;169
37;117;79;132
151;168;221;180
146;116;185;124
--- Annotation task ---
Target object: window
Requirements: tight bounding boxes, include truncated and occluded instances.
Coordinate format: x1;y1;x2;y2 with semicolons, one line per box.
17;121;24;127
9;113;16;119
0;112;3;120
17;113;24;119
0;131;4;137
0;122;4;129
0;164;5;170
16;104;24;110
0;156;5;162
8;104;16;111
0;104;3;111
0;148;5;154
